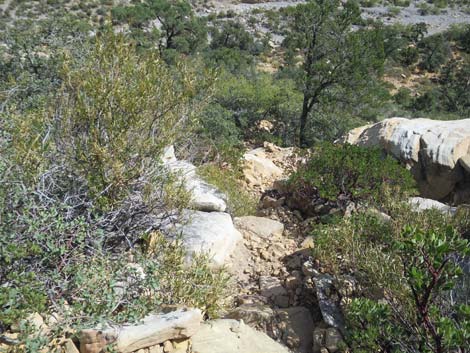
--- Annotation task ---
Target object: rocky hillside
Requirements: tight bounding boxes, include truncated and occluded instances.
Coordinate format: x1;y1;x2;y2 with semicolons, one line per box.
1;0;469;352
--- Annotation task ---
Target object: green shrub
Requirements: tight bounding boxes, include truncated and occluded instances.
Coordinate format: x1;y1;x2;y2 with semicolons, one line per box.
412;88;442;112
212;72;302;146
418;3;441;15
0;195;230;333
53;29;213;208
399;45;419;66
438;60;470;117
393;0;410;6
387;6;401;17
0;143;228;344
394;87;413;107
346;225;470;353
0;28;228;349
289;143;416;204
360;0;379;7
309;185;470;352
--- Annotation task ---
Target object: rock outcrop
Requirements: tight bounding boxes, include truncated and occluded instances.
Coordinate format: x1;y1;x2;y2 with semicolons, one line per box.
161;147;241;267
344;118;470;204
242;142;300;193
234;216;285;240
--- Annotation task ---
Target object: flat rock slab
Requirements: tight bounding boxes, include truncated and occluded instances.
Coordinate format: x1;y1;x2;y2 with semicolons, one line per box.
191;319;290;353
170;210;242;266
234;216;284;240
165;160;227;212
313;275;345;334
80;308;202;353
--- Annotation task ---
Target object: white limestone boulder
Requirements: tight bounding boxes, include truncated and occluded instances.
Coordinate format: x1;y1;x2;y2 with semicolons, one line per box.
170;210;242;267
344;118;470;203
243;148;283;187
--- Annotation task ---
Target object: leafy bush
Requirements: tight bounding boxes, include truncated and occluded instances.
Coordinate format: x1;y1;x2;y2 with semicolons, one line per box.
0;28;228;350
437;60;470;117
289;143;416;204
212;72;302;146
412;88;442;112
0;15;91;112
0;188;230;334
210;20;262;54
346;225;470;353
52;29;213;208
394;87;413;107
310;188;470;352
399;45;419;66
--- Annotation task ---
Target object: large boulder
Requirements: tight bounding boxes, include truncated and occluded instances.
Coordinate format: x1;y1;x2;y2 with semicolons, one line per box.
275;307;314;353
344;118;470;203
168;210;242;267
191;319;291;353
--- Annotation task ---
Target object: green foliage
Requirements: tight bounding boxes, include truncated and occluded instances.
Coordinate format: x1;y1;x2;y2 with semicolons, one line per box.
437;60;470;117
111;5;151;28
412;88;442;112
347;225;470;353
196;103;243;163
210;20;262;54
111;0;207;57
283;0;387;146
0;193;229;334
450;24;470;53
289;143;416;204
212;72;302;146
0;15;91;112
310;184;470;353
394;87;413;107
418;33;452;72
198;164;257;217
53;29;212;208
0;27;228;348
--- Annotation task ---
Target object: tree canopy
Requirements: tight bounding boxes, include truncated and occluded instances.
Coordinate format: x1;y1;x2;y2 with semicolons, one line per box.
283;0;387;146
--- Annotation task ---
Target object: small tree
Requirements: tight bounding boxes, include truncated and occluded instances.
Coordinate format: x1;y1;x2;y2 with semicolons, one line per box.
145;0;207;55
283;0;386;146
111;0;207;57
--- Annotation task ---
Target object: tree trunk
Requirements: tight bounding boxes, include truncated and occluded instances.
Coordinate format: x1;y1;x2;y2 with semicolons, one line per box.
299;95;310;147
